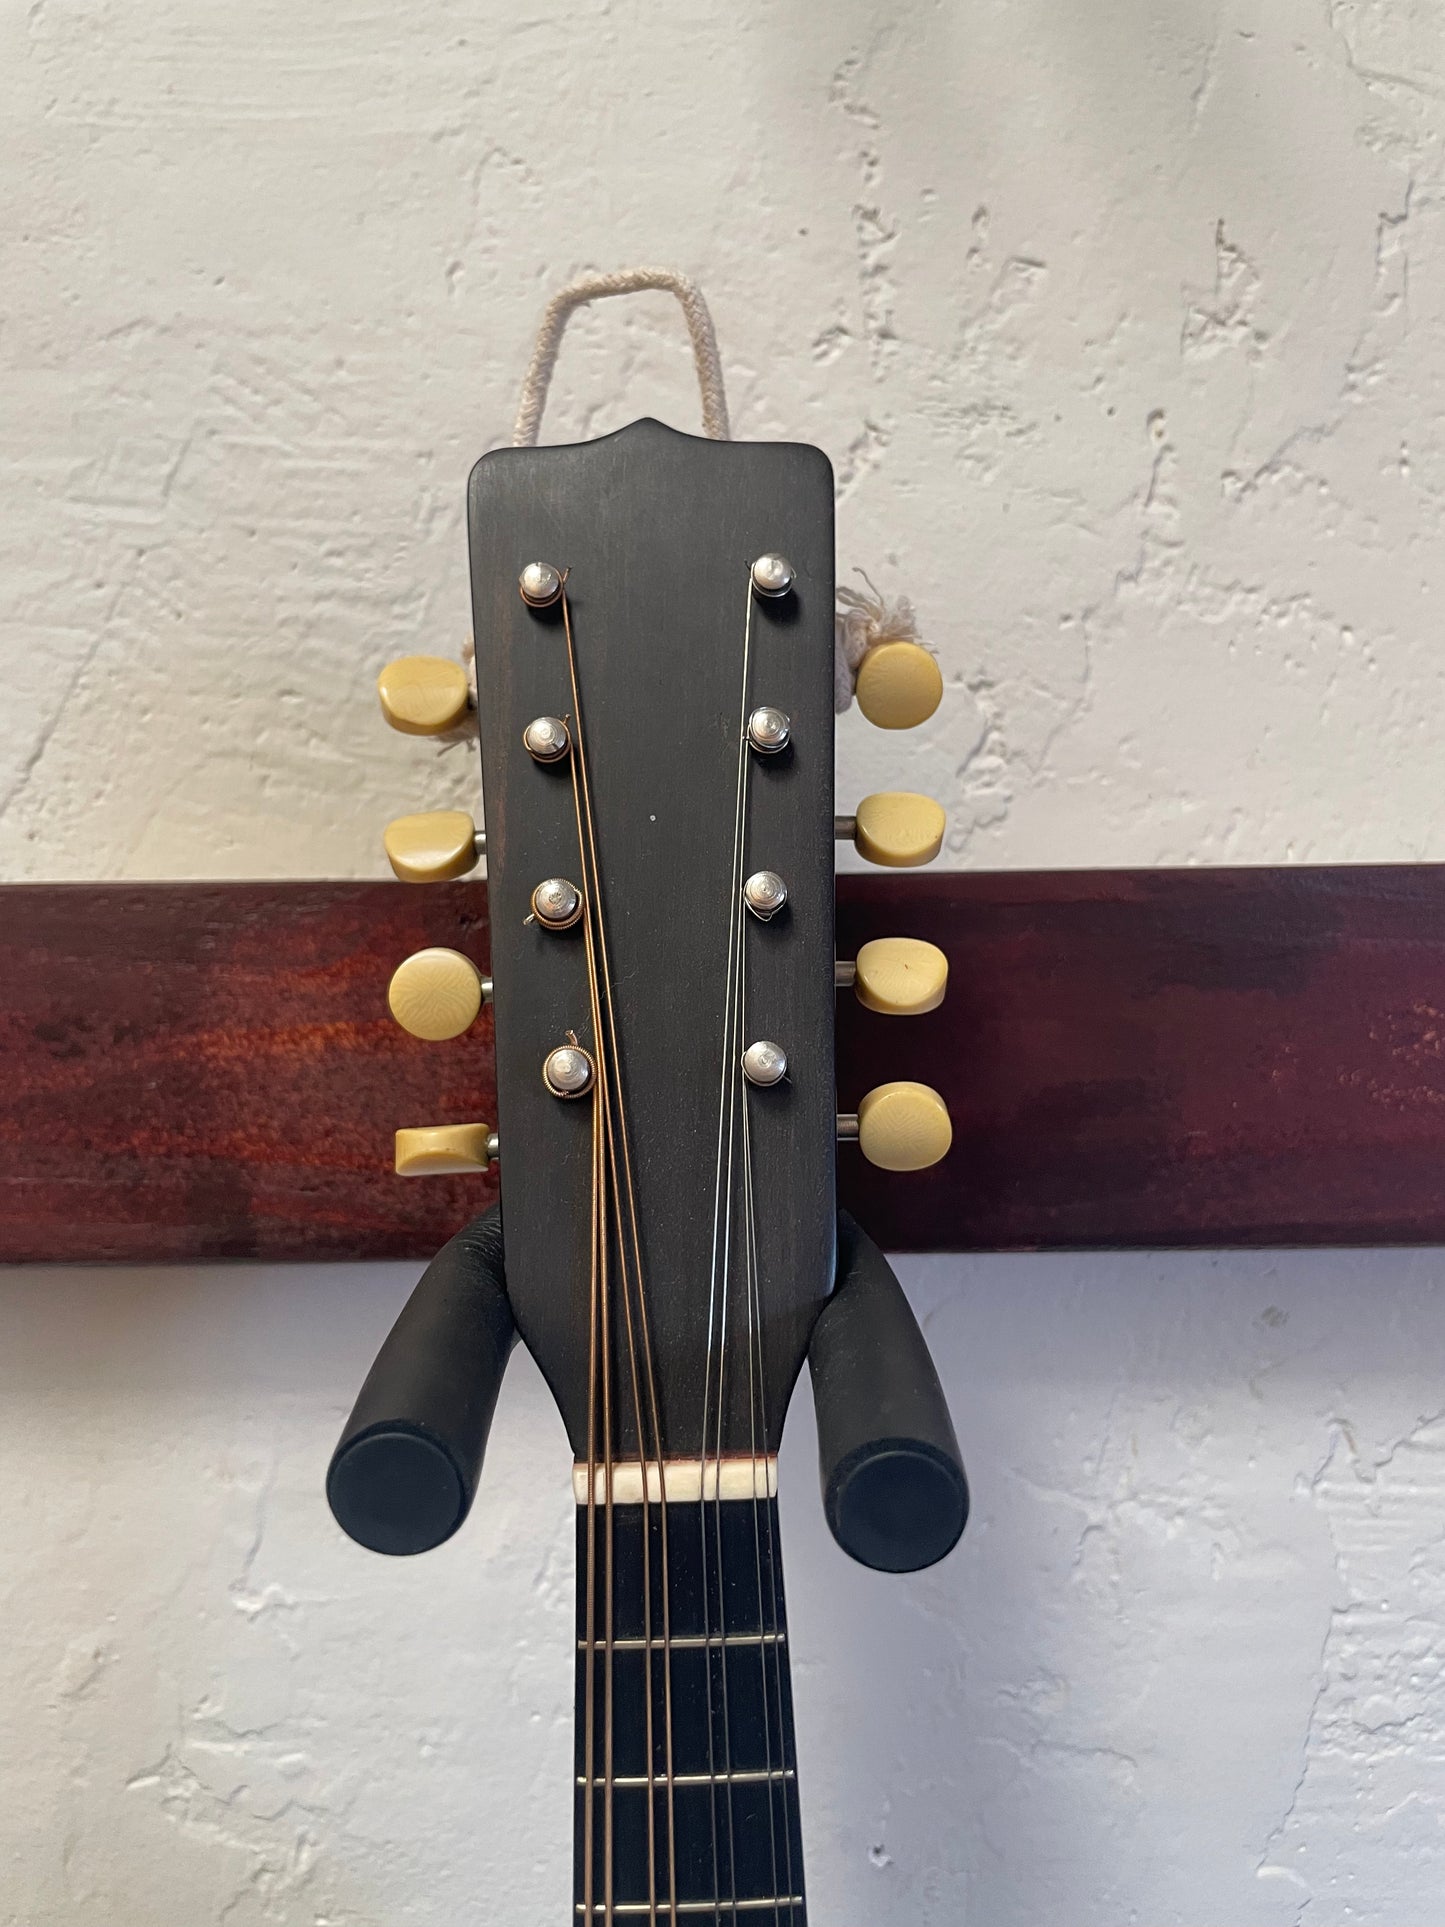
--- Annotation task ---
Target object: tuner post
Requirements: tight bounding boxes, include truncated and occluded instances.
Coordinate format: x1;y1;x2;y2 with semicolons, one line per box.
750;552;795;599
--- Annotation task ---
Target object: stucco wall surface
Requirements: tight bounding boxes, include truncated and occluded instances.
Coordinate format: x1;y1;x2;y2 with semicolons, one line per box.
5;1;1445;1922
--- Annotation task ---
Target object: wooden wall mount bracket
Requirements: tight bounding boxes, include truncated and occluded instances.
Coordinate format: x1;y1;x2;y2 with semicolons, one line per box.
4;866;1445;1264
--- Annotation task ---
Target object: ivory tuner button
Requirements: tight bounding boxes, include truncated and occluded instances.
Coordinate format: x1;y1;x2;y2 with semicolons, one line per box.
857;1082;953;1172
387;948;489;1041
376;655;471;736
383;810;482;883
855;641;944;730
853;938;949;1016
394;1123;496;1176
851;791;947;868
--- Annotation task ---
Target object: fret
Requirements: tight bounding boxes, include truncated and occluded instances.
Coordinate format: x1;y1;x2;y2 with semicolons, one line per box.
577;1769;796;1788
575;1901;806;1917
573;1497;806;1921
579;1634;787;1652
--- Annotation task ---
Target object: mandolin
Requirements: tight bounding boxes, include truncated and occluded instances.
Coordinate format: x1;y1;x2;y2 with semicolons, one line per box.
328;414;967;1923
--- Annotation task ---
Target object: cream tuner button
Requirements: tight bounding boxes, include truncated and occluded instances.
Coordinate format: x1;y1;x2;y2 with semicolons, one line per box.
839;792;946;868
854;641;944;730
850;938;948;1016
376;655;471;736
394;1123;497;1176
383;810;484;883
854;1082;952;1172
387;949;491;1041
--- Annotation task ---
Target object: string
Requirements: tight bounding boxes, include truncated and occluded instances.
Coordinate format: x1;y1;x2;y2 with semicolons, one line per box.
583;1033;600;1927
697;568;763;1919
561;582;618;1923
742;1069;795;1922
738;997;783;1924
563;581;678;1923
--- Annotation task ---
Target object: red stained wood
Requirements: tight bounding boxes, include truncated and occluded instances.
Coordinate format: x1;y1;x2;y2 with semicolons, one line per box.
0;883;495;1263
4;869;1445;1263
838;866;1445;1251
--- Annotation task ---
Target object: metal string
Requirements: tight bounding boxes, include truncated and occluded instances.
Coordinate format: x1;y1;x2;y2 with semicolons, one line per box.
741;1090;795;1921
563;581;678;1923
697;569;764;1922
739;1056;783;1925
583;1037;601;1927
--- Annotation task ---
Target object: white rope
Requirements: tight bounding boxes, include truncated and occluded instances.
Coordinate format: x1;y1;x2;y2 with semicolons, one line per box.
834;572;925;715
512;267;730;448
506;271;928;714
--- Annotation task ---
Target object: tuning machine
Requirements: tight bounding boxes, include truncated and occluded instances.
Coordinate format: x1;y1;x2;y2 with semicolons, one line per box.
394;1123;498;1176
838;1083;952;1172
383;811;485;883
388;949;492;1041
836;792;946;868
835;938;948;1016
854;641;943;730
377;655;473;736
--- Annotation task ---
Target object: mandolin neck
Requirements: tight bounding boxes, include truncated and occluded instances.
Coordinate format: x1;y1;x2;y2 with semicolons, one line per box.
573;1484;807;1923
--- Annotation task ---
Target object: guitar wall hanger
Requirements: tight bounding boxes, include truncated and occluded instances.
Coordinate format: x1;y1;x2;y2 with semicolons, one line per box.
7;272;1445;1922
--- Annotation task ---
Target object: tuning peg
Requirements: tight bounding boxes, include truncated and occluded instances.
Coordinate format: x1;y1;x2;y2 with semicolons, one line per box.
394;1123;498;1176
855;642;943;730
836;792;946;868
384;810;485;883
377;655;472;736
836;938;948;1016
838;1082;952;1171
388;949;492;1041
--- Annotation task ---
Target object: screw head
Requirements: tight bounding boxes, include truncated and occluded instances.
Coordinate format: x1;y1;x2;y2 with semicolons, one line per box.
742;1039;788;1087
750;553;795;599
543;1043;596;1098
747;706;791;754
743;870;788;921
531;877;583;929
519;561;562;608
523;715;571;763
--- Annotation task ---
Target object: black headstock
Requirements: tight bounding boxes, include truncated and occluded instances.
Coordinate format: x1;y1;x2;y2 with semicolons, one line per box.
468;418;835;1462
332;399;966;1927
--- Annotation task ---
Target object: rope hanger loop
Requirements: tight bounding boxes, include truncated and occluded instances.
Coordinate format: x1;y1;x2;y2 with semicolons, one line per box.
512;267;731;449
510;267;937;716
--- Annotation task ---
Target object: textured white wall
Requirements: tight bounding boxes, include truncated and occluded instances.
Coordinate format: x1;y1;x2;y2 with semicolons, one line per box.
4;0;1445;1921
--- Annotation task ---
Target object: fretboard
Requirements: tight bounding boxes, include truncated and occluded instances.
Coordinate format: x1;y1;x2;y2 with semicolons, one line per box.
574;1493;807;1924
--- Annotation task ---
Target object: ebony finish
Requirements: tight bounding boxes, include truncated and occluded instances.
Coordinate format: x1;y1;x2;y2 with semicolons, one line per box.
468;419;837;1456
809;1212;968;1572
328;1206;515;1555
11;864;1445;1261
574;1500;806;1923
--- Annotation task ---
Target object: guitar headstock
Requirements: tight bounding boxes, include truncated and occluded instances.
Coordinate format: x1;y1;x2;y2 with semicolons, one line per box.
376;417;951;1466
